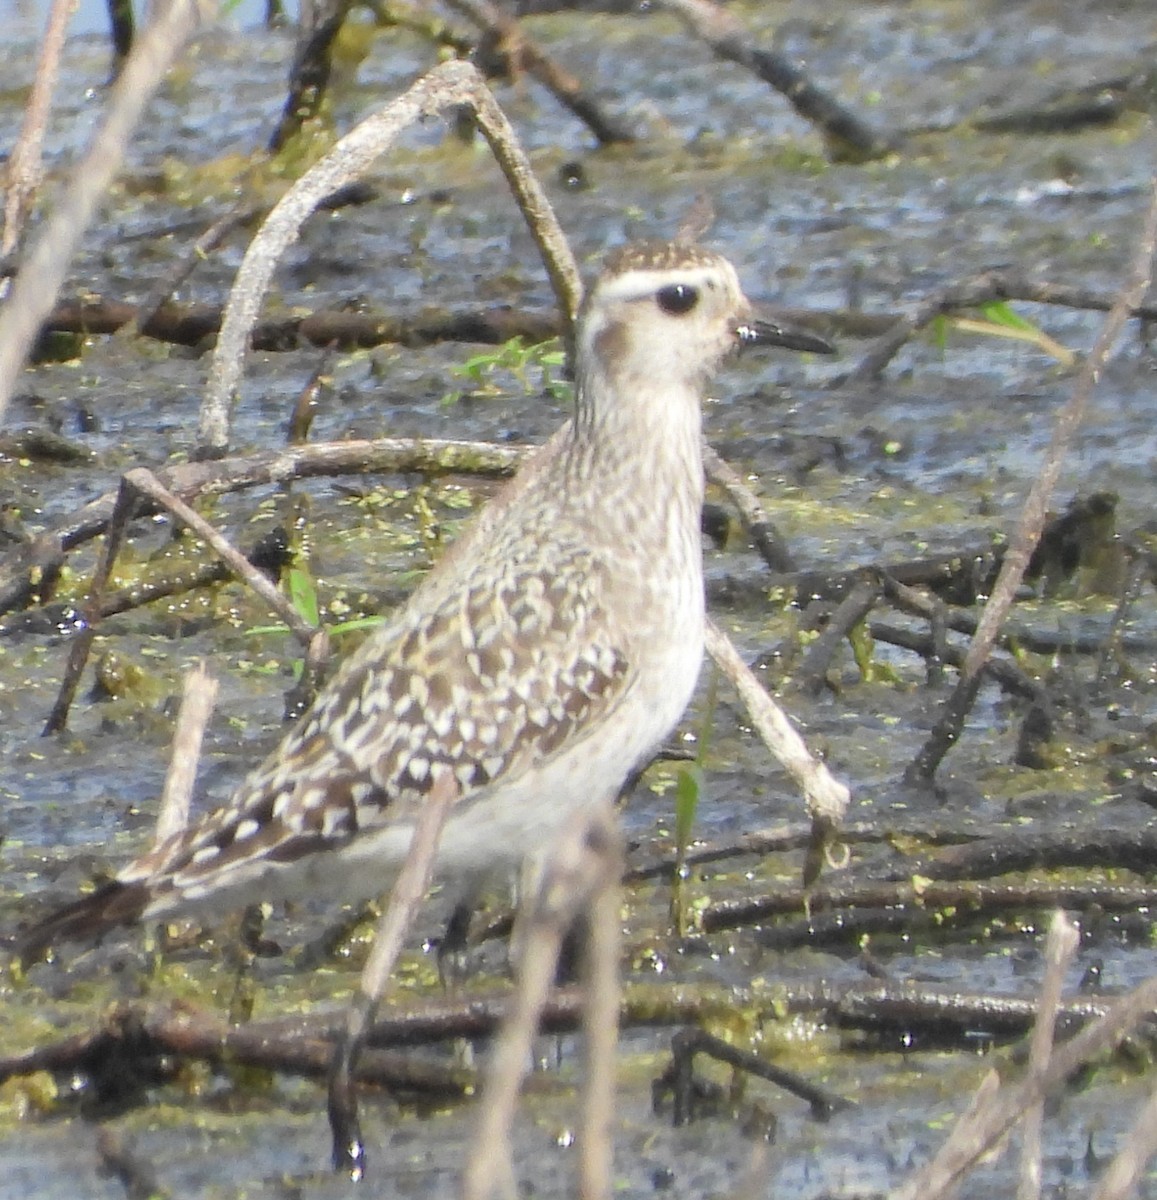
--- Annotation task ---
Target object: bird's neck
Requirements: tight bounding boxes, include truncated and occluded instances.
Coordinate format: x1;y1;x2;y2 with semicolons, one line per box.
569;355;705;504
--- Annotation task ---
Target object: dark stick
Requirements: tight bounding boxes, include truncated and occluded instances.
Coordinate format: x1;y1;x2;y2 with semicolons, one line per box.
659;1027;850;1123
0;436;525;617
1;528;291;639
269;0;352;154
791;573;881;695
41;466;323;732
702;445;794;572
705;877;1157;937
105;0;135;75
443;0;635;145
5;972;1153;1106
868;622;1041;701
846;269;1157;384
42;476;139;735
906;181;1157;783
40;293;563;350
657;0;892;161
1095;551;1150;686
129;206;254;335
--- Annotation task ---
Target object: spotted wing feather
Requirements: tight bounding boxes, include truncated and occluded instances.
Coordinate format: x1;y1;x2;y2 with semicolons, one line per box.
105;540;629;916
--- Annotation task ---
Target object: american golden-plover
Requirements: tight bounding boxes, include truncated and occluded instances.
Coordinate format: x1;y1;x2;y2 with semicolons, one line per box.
18;240;834;1171
20;240;832;959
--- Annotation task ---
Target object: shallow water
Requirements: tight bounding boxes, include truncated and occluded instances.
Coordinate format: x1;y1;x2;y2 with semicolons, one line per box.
2;0;1157;1196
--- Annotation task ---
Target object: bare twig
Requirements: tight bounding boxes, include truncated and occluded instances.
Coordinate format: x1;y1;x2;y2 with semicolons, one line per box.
847;269;1157;384
654;0;891;161
704;877;1157;939
443;0;635;145
907;180;1157;782
1095;550;1151;687
43;476;141;735
702;444;793;572
0;0;216;430
655;1026;848;1122
122;469;314;642
578;815;623;1200
1091;1081;1157;1200
0;0;74;258
201;59;580;456
9;966;1157;1117
790;573;882;696
1017;912;1080;1200
462;804;622;1200
0;436;525;618
704;617;850;831
106;0;136;71
155;662;218;848
0;1002;476;1094
269;0;352;153
42;466;326;732
127;205;257;336
1;556;230;637
891;975;1157;1200
40;291;563;349
328;771;459;1180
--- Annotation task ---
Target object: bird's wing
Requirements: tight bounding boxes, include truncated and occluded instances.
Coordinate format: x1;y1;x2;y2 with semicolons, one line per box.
117;542;632;901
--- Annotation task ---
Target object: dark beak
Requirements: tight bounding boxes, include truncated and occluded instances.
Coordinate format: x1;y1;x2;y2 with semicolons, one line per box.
736;318;836;356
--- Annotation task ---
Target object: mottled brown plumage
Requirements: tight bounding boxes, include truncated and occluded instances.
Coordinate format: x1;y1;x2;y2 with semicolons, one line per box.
18;240;833;964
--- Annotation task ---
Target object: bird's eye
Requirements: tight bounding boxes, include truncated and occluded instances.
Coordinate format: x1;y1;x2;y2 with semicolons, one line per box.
656;283;699;316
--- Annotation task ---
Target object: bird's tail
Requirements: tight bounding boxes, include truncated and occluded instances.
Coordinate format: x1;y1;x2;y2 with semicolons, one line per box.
15;880;151;967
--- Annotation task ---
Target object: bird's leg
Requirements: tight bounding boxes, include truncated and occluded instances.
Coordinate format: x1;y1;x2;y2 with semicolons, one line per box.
327;770;459;1180
435;897;477;989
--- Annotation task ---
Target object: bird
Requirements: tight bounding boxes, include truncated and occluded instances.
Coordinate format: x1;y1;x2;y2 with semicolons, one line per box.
17;239;834;967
